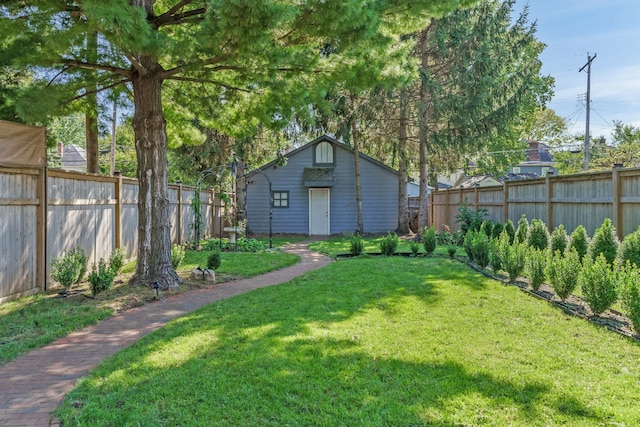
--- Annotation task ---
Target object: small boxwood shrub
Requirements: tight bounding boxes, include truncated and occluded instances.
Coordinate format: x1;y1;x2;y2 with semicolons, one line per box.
617;262;640;332
526;218;550;251
379;232;399;256
471;232;490;269
171;244;186;269
504;219;516;244
525;247;547;291
587;218;619;266
50;249;84;290
88;258;116;297
578;253;617;315
447;244;457;258
496;232;525;282
549;224;569;255
350;234;364;256
109;247;126;274
515;214;529;244
569;225;589;262
617;225;640;268
69;247;88;283
422;226;437;255
546;247;581;300
410;241;421;257
207;249;222;270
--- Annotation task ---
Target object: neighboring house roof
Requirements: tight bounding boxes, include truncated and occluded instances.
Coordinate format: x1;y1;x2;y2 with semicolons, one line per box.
524;140;554;163
502;172;539;181
454;174;502;189
61;144;86;171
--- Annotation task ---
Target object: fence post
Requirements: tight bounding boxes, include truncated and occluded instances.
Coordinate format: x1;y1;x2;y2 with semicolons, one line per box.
114;173;122;249
37;168;46;290
612;167;622;240
503;181;508;223
546;175;553;232
177;183;182;245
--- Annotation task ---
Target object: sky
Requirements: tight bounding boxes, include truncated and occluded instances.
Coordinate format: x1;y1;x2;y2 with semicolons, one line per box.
514;0;640;142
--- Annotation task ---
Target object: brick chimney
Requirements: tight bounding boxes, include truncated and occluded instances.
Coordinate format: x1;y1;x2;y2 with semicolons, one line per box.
526;140;539;162
57;142;64;156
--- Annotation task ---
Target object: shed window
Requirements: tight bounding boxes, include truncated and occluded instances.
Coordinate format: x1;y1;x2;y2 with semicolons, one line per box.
315;141;334;165
272;191;289;208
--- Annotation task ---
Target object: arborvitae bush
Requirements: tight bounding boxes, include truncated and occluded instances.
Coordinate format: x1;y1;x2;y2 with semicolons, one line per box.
69;247;88;283
617;262;640;332
410;241;420;257
515;214;529;244
171;244;186;269
489;240;502;273
617;225;640;267
549;224;569;255
471;232;490;269
464;230;477;261
496;232;525;282
447;244;457;258
88;258;116;297
578;254;617;315
569;225;589;262
526;219;550;251
587;218;619;266
422;226;437;255
455;204;487;235
504;219;516;244
491;222;504;240
379;232;398;256
207;249;222;270
350;234;364;256
546;247;581;300
525;247;547;291
480;220;494;238
109;247;126;274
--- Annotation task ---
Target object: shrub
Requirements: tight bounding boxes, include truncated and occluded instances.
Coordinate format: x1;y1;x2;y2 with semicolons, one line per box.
436;229;451;245
617;225;640;268
455;204;486;235
203;238;230;251
350;234;364;256
504;219;516;244
471;232;490;269
236;237;267;252
526;219;549;251
496;232;525;282
87;258;116;297
50;250;83;290
515;214;529;244
480;220;494;238
207;249;222;270
68;247;88;283
447;244;457;258
410;241;421;257
488;240;502;273
171;244;186;269
546;247;581;300
617;262;640;332
587;218;619;266
379;232;398;256
578;254;617;315
525;247;547;291
109;248;126;274
463;230;477;261
491;222;504;240
549;224;569;255
569;225;589;262
422;226;437;255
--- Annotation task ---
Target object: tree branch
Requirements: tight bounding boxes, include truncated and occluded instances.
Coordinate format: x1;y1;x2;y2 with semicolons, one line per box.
166;76;252;93
58;78;130;107
124;53;149;76
153;0;207;27
63;59;131;78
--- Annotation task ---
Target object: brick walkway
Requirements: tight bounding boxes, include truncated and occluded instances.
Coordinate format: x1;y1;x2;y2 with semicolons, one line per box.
0;241;332;427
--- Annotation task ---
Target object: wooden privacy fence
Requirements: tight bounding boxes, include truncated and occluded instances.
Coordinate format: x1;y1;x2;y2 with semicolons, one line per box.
0;166;224;303
429;167;640;240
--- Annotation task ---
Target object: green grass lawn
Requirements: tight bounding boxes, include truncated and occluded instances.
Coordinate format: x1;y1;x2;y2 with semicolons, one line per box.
0;250;299;367
56;256;640;426
309;235;455;257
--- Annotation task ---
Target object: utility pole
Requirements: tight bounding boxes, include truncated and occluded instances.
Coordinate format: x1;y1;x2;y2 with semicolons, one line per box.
579;52;596;171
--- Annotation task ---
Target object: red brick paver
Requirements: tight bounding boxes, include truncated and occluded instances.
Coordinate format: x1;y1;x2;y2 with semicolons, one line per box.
0;241;332;426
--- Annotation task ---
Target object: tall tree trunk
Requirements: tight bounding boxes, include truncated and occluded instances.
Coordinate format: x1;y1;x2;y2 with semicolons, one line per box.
85;31;99;173
235;156;246;223
351;102;364;235
417;24;433;231
397;88;409;234
130;62;181;290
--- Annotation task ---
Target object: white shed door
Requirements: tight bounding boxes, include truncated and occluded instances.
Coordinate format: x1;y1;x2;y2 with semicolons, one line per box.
309;188;330;235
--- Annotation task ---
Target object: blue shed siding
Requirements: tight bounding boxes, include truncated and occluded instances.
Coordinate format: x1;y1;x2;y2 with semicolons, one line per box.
246;138;399;235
